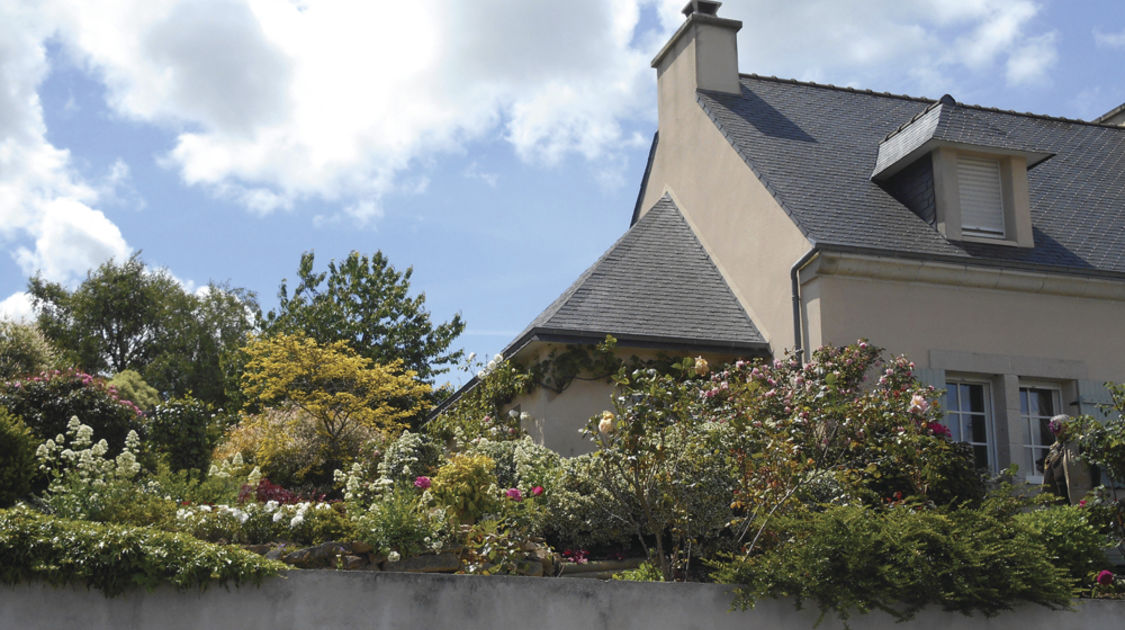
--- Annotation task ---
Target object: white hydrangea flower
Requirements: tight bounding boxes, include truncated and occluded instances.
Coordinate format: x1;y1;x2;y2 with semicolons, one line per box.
272;511;285;523
387;551;401;563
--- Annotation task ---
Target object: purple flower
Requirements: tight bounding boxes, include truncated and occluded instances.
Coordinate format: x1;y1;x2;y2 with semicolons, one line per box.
414;476;431;489
1097;570;1115;586
505;488;522;502
531;486;543;497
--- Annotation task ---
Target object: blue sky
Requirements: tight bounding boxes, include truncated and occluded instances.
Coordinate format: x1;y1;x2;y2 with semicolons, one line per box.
2;0;1123;388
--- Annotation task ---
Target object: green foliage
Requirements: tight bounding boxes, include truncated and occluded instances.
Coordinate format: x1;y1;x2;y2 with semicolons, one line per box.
425;357;537;444
28;254;258;406
0;369;142;454
430;453;499;524
262;250;465;386
0;505;286;596
351;483;450;558
716;503;1074;623
541;454;633;550
0;321;59;380
612;561;664;582
107;369;161;412
0;408;37;507
465;436;561;491
147;396;225;474
214;407;342;490
1015;504;1109;583
175;501;349;546
147;464;246;507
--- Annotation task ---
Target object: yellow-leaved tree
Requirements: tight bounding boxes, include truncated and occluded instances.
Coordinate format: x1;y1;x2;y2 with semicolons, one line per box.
240;333;429;467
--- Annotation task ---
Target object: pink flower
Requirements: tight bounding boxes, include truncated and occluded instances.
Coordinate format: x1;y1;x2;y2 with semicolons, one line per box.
505;488;522;502
1097;570;1115;586
1079;499;1087;508
414;476;431;489
908;393;930;414
531;486;543;497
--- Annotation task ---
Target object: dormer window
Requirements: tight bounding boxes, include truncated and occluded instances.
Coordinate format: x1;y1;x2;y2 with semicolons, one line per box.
871;95;1052;249
956;154;1006;239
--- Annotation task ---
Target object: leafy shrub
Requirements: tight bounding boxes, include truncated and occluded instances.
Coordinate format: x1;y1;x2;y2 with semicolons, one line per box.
542;454;633;550
715;503;1074;623
147;461;249;507
425;358;537;444
464;436;561;491
0;408;37;507
351;483;450;558
0;505;286;596
107;369;161;412
0;369;142;454
1015;504;1107;582
613;561;664;582
430;453;499;524
148;395;225;474
214;406;369;491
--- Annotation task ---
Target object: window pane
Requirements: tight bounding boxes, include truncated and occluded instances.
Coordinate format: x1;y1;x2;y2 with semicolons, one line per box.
1036;390;1055;416
968;384;985;412
973;445;989;470
1020;389;1028;414
971;415;987;443
1037;418;1053;449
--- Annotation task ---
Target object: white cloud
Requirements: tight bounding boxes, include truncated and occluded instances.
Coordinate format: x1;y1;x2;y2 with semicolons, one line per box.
657;0;1057;97
42;0;656;219
14;198;130;282
1094;27;1125;49
1006;32;1057;85
0;1;134;291
0;292;35;323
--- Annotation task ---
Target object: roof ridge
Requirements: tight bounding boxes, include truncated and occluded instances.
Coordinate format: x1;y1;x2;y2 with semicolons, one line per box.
739;73;1125;130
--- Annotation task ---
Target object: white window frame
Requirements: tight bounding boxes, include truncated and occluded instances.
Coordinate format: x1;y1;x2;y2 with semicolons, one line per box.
945;379;998;472
1018;384;1061;484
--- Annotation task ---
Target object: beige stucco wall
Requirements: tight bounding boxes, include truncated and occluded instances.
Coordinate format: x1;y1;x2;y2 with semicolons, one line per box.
641;20;813;359
806;254;1125;479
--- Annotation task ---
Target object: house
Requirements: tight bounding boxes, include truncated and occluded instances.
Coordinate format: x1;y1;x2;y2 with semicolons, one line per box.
438;1;1125;478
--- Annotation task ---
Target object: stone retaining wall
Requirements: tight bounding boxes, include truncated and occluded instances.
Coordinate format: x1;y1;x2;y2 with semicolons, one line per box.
1;570;1121;630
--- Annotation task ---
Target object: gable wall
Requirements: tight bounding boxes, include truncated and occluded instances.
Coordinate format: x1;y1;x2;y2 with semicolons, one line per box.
641;36;812;358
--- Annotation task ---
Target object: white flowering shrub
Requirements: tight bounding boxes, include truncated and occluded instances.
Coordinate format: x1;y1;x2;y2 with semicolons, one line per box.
174;500;349;545
377;431;442;484
351;482;450;558
34;416;158;523
542;454;634;550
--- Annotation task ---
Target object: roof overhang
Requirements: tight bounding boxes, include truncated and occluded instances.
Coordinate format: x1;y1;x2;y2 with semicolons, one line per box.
872;138;1054;181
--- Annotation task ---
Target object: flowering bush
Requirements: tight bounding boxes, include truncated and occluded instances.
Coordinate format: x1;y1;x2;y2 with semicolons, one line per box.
425;357;536;444
174;499;348;546
34;416;162;524
378;430;442;484
0;369;143;455
541;454;634;550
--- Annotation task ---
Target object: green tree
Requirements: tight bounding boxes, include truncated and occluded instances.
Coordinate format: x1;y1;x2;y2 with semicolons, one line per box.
262;251;464;385
0;321;60;380
27;254;258;406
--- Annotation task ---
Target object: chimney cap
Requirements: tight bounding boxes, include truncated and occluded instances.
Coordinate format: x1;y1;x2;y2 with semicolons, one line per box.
682;0;722;17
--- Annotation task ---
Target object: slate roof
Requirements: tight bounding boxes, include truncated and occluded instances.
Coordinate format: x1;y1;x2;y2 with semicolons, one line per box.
506;194;766;354
697;75;1125;276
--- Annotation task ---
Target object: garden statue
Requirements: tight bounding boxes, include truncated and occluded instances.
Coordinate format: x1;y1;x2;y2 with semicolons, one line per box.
1041;414;1094;504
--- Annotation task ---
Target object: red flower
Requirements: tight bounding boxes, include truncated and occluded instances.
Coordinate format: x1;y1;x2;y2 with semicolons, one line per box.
531;486;544;497
1097;570;1115;586
414;476;431;490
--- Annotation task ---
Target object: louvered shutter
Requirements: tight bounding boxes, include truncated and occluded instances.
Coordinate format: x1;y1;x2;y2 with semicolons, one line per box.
957;155;1005;236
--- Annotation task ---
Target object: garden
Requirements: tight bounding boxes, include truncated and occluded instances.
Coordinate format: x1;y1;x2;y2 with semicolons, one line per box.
2;252;1125;625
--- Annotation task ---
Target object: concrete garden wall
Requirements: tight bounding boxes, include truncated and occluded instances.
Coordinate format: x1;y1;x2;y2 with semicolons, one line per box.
1;570;1121;630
